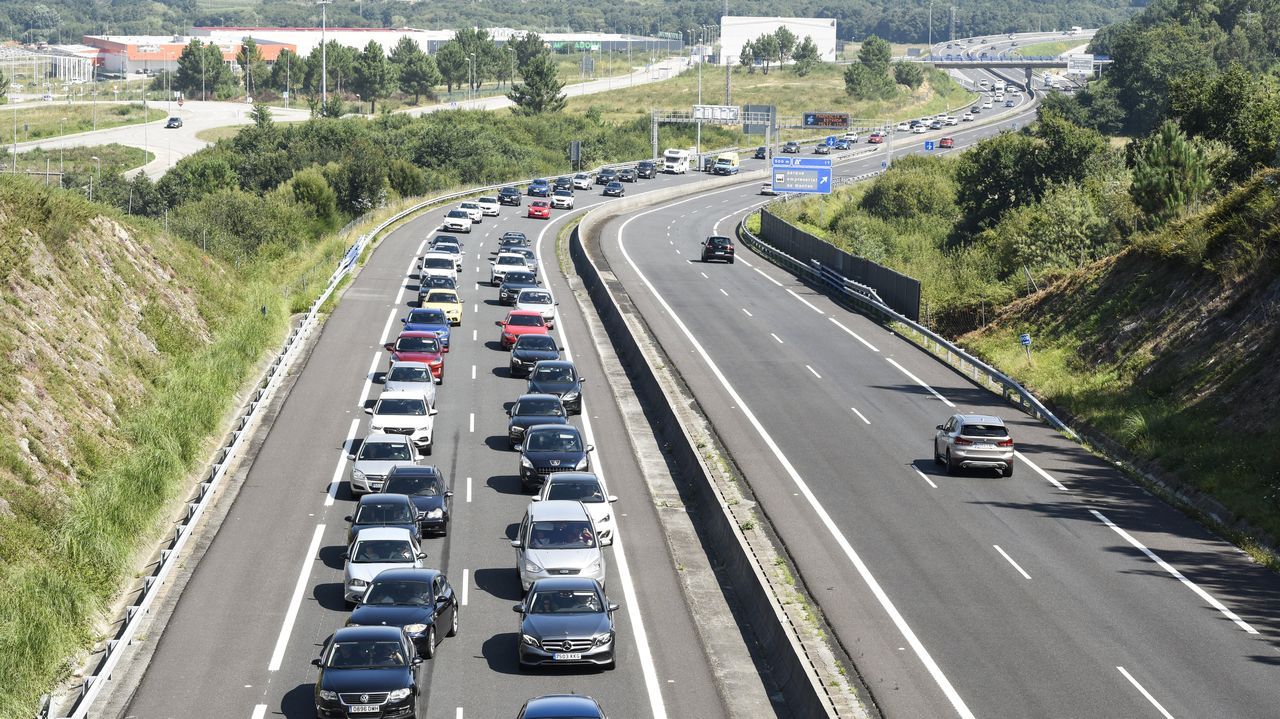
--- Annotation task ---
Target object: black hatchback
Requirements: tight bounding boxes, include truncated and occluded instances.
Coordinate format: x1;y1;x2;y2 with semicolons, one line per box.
313;625;422;719
526;360;585;414
596;168;617;185
346;494;420;545
498;186;522;206
753;146;767;159
636;160;657;178
618;168;638;182
700;236;735;263
383;466;453;536
499;271;540;305
603;181;625;197
509;334;561;377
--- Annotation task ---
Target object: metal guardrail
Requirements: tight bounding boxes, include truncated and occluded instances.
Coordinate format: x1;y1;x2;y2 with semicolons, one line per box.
739;213;1078;441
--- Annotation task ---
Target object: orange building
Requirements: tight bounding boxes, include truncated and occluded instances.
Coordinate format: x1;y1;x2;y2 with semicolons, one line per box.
82;35;296;76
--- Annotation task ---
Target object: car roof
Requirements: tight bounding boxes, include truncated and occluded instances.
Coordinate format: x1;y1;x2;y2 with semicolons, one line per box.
387;464;443;478
423;251;453;259
478;196;497;201
351;526;415;541
517;288;550;297
958;414;1006;425
409;307;447;316
423;289;457;297
532;359;573;369
371;567;441;584
377;390;428;403
389;360;430;370
362;432;411;445
527;576;603;592
398;330;441;339
497;251;526;258
333;624;405;642
516;393;563;403
527;422;580;436
508;309;543;318
543;471;600;485
526;499;591;521
521;695;603;718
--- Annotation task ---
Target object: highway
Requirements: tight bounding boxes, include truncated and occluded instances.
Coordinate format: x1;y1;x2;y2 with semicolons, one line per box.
590;59;1280;719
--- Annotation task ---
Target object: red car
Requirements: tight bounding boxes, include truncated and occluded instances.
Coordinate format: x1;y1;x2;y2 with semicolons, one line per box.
867;132;885;144
384;331;445;383
939;137;955;149
495;310;549;350
527;200;551;220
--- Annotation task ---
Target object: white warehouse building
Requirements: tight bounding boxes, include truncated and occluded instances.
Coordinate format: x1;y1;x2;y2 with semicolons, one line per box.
719;16;838;66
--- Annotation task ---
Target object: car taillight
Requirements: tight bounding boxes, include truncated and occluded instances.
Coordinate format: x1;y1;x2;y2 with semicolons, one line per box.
997;438;1013;447
727;245;734;251
953;437;973;446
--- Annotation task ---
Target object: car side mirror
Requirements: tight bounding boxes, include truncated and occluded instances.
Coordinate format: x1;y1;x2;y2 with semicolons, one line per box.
311;658;323;667
411;657;424;666
513;604;525;613
429;408;438;416
579;377;586;383
608;495;618;503
586;444;595;453
935;424;944;430
400;318;406;323
558;346;565;351
347;453;356;461
384;342;395;352
495;321;503;326
343;515;353;522
510;539;522;548
417;552;426;559
607;603;620;613
363;407;373;415
445;490;454;498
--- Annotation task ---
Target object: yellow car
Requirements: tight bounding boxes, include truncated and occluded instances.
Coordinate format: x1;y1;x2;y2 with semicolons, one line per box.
421;289;463;326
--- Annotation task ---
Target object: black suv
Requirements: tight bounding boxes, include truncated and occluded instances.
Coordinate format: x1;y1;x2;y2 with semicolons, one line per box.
553;176;573;191
636;160;657;178
596;168;617;185
753;146;767;159
498;186;522;206
618;168;638;182
701;236;735;263
526;360;585;414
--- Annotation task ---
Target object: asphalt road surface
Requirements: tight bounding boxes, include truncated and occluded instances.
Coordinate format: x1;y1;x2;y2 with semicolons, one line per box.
591;66;1280;719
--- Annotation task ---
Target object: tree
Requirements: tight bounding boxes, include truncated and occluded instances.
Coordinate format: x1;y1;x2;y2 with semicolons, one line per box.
387;159;429;197
389;36;422;70
353;41;396;113
509;31;547;75
399;53;441;104
754;34;779;73
858;35;892;76
435;41;468;94
175;40;232;101
0;69;8;104
236;38;268;97
267;49;299;95
954;131;1044;230
792;36;820;76
739;39;757;71
507;53;565;115
453;27;499;90
774;26;797;63
893;61;925;90
1033;112;1110;188
1130;121;1211;226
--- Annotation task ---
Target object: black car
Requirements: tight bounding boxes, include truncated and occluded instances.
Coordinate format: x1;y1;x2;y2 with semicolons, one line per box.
509;334;561;378
636;160;657;178
700;235;735;264
519;424;593;492
499;271;540;305
517;695;609;719
617;168;638;182
602;181;625;197
312;625;422;719
507;394;569;448
164;116;183;128
418;274;457;304
553;176;573;191
498;186;522;206
753;146;767;159
383;466;453;536
347;569;459;658
499;231;530;248
346;493;420;545
526;360;584;414
430;234;462;249
782;141;800;153
514;577;618;670
595;168;617;185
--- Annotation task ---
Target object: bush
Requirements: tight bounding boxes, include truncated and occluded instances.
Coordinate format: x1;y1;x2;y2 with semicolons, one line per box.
387;159;429;198
860;155;957;221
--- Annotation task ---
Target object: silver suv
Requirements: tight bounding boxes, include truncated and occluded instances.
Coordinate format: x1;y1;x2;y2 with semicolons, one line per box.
511;500;605;592
934;414;1014;476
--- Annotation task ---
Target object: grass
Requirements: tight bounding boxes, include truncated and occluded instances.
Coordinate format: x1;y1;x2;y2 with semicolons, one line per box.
9;144;154;179
196;125;247;143
1;103;167;143
1013;39;1083;57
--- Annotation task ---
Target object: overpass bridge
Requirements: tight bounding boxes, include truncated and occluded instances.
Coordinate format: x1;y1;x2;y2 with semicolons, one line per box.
918;53;1112;92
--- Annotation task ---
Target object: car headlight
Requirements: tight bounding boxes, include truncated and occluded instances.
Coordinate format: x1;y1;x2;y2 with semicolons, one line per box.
594;633;613;646
425;508;443;519
521;633;540;647
523;559;543;573
561;391;580;401
574;457;589;470
387;688;412;702
318;689;338;700
348;578;367;587
402;623;428;634
599;513;611;524
352;469;366;482
521;455;533;468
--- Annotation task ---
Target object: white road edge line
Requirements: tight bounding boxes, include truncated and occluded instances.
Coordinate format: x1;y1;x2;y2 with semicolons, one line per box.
993;544;1032;580
786;288;825;314
806;364;822;379
461;569;470;606
851;407;871;425
250;704;267;719
1014;450;1069;491
1116;666;1176;719
378;306;399;345
912;467;939;489
1091;509;1258;634
356;352;382;409
829;317;880;352
537;212;668;719
770;332;784;344
754;267;783;287
325;419;361;506
268;524;326;671
884;357;956;408
618;202;975;719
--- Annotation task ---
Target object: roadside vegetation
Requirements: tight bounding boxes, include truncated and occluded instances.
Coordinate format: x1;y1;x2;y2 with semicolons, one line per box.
10;144;154;179
0;102;165;142
1012;39;1082;57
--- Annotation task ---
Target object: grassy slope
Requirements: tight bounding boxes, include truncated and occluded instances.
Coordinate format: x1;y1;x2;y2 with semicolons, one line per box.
963;170;1280;540
12;144;154;177
0;176;349;718
1013;39;1084;57
3;103;167;143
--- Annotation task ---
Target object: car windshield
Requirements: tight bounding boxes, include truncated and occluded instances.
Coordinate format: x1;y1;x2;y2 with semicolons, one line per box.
327;640;409;668
397;336;440;352
520;292;552;305
961;424;1009;438
387;365;430;383
532;201;549;208
528;589;604;614
447;210;468;218
515;398;564;417
498;256;525;266
425;276;456;289
575;174;589;179
408;310;446;325
376;398;427;416
507;314;545;327
426;292;458;304
503;233;526;242
355;502;416;525
505;272;536;284
547;480;606;503
515;335;557;351
532;366;573;382
479;197;496;204
363;580;432;606
461;203;478;210
351;539;415;563
528;520;595;549
527;429;582;452
385;474;444;496
424;258;454;270
433;244;459;254
554;190;572;197
359;441;413;462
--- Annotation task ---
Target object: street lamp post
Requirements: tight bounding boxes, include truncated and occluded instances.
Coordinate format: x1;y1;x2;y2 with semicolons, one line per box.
318;0;332;105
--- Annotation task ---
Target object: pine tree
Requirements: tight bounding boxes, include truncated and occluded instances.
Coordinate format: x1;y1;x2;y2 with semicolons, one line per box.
353;40;396;113
507;53;565;115
1131;121;1211;226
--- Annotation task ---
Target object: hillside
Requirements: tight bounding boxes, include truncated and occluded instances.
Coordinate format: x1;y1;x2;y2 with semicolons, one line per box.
963;169;1280;541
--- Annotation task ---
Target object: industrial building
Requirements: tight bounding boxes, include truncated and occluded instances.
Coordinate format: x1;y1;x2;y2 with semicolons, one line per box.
81;35;296;76
719;16;838;66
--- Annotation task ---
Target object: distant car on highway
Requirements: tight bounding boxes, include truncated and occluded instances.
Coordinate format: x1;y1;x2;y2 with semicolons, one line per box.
961;113;975;122
420;289;463;327
383;465;453;536
528;179;552;197
813;143;831;154
934;414;1014;476
553;176;573;192
492;252;531;286
896;122;911;131
418;274;457;304
982;99;993;109
602;181;625;197
596;168;618;185
383;361;438;407
442;209;472;233
700;235;735;263
782;141;800;153
515;288;557;327
912;124;927;134
534;472;618;546
515;695;609;719
496;310;550;350
164;116;183;128
458;201;484;223
507;393;569;448
527;200;552;219
526;360;584;414
939;137;955;149
384;332;445;383
347;568;458;657
760;182;777;196
341;527;424;605
348;432;417;496
476;196;500;216
499;186;522;206
1005;99;1016;107
515;577;618;670
498;271;540;306
753;146;768;159
312;626;423;715
511;499;602;587
868;131;886;144
572;173;594;189
509;334;561;378
366;391;438;453
551;189;575;209
401;307;451;349
500;231;530;248
944;116;959;126
636;160;658;178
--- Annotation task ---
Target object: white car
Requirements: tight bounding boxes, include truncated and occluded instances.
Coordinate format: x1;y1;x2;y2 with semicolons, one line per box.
490;252;529;286
572;173;594;190
896;122;911;132
515;288;557;328
961;113;975;122
842;131;860;143
476;196;500;216
534;473;618;546
912;124;928;134
458;202;483;223
994;93;1005;102
551;189;575;209
428;243;463;272
344;527;424;605
348;432;418;496
419;252;458;281
442;209;471;233
982;100;993;109
383;361;438;408
944;116;959;126
365;390;438;453
760;182;778;196
506;247;539;275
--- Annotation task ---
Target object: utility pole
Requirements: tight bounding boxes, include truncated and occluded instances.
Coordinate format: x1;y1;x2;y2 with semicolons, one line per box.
318;0;331;105
696;26;704;157
723;0;731;104
928;0;934;55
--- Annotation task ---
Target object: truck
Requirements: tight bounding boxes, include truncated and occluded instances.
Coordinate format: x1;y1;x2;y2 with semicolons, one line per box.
711;151;740;175
663;148;692;174
1068;26;1082;35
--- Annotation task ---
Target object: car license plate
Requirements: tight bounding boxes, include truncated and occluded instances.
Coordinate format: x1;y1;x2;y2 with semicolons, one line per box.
349;705;380;713
974;443;995;450
552;653;583;661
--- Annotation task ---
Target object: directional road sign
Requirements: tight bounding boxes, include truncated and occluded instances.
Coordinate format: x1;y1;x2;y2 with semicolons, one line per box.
1019;332;1032;347
772;157;832;168
924;140;936;151
771;157;832;194
825;135;838;147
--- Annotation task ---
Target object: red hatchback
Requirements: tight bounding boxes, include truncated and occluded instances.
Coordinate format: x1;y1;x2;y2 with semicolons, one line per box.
868;131;885;144
939;137;955;149
384;331;445;383
496;310;549;350
527;201;551;220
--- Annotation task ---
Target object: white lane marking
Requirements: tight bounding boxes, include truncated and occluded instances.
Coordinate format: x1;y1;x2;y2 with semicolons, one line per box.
472;329;477;342
884;358;956;408
913;467;939;489
675;248;681;255
1116;667;1176;719
851;407;870;424
378;307;399;344
754;267;783;286
461;570;470;606
456;708;464;719
738;256;753;267
617;206;974;719
1091;509;1258;634
393;255;416;306
829;317;880;352
466;476;472;503
356;353;381;409
786;288;824;314
718;288;728;297
993;545;1032;579
741;308;753;317
806;364;822;379
251;705;267;719
469;412;475;433
268;524;326;671
1014;450;1069;491
325;419;361;506
471;364;476;380
700;271;709;279
415;239;426;255
473;303;478;313
770;333;784;344
536;214;668;719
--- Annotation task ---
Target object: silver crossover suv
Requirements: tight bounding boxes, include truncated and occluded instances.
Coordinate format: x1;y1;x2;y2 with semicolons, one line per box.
933;414;1014;476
